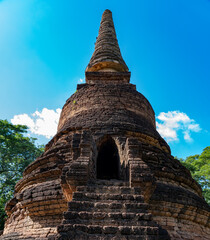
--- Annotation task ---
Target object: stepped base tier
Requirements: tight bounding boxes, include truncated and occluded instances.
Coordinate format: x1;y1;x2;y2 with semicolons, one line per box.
1;9;210;240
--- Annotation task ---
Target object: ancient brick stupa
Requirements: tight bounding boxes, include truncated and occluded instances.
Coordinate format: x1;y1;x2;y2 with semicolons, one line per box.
1;9;210;240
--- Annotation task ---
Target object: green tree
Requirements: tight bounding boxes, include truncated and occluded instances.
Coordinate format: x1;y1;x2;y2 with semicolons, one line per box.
0;120;44;230
179;147;210;204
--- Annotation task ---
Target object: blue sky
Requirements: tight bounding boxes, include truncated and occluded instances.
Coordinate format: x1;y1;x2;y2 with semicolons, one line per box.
0;0;210;158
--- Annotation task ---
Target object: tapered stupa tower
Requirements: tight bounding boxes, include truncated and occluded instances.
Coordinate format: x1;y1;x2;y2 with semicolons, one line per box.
86;9;128;73
1;9;209;240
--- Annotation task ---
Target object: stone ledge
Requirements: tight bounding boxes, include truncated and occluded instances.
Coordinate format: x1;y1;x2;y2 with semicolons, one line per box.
85;71;131;84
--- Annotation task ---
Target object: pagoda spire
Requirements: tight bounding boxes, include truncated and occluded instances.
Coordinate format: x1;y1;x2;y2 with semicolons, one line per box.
86;9;129;72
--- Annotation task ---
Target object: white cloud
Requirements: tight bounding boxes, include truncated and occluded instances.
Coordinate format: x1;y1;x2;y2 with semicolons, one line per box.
156;111;201;142
78;78;84;83
183;130;192;142
11;109;201;143
156;122;178;142
11;108;61;139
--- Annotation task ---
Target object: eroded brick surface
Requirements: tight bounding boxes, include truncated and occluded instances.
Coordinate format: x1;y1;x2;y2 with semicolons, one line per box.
1;9;209;240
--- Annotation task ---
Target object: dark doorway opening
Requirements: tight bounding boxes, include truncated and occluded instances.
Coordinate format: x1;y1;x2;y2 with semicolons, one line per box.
97;138;120;180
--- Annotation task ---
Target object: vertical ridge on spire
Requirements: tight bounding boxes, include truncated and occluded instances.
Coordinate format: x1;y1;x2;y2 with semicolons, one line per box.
86;9;129;72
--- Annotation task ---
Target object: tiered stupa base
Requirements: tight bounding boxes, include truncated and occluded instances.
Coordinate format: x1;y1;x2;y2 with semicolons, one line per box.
55;180;170;240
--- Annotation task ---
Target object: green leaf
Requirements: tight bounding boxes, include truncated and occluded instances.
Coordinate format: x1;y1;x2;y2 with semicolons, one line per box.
0;120;44;230
177;147;210;204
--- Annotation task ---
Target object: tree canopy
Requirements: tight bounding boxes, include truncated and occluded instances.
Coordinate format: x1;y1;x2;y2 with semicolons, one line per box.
0;120;44;230
178;147;210;204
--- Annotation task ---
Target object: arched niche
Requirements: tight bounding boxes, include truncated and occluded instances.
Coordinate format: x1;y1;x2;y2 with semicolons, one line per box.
96;137;120;180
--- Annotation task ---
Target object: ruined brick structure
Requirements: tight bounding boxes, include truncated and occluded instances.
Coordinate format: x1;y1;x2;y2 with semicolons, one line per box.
1;9;210;240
